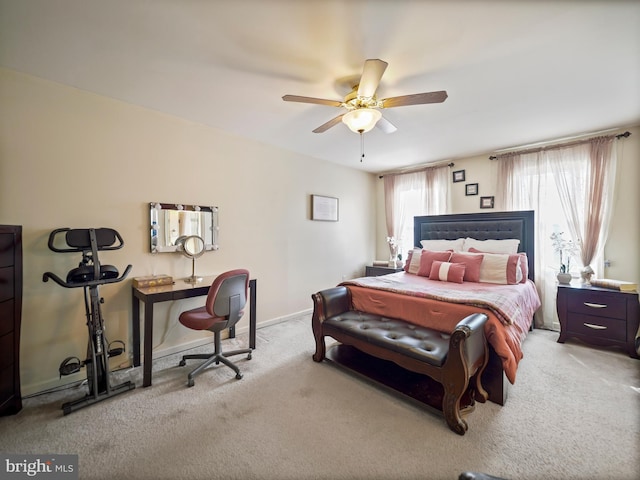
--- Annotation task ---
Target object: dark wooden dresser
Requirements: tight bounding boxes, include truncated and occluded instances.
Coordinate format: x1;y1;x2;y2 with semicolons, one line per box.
556;283;639;358
0;225;23;415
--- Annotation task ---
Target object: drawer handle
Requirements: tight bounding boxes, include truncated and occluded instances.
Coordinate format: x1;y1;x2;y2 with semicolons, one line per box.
583;302;607;309
583;323;607;330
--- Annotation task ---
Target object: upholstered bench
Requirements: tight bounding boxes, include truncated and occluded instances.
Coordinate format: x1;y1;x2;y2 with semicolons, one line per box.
311;286;489;435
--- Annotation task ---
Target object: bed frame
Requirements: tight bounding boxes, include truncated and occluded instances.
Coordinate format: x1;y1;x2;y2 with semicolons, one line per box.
413;210;536;405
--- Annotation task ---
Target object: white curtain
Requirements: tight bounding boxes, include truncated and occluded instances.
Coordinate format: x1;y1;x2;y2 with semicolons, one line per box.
547;137;617;276
497;151;557;328
384;165;450;257
495;135;619;330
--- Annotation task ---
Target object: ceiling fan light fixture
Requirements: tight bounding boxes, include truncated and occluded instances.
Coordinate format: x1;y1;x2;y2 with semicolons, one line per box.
342;108;382;133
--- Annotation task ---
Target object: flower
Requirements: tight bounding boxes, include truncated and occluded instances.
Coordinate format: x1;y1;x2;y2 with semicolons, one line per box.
550;232;579;273
386;236;401;261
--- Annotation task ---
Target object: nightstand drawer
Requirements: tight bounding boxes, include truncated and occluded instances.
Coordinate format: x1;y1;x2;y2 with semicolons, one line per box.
567;291;626;320
566;313;627;342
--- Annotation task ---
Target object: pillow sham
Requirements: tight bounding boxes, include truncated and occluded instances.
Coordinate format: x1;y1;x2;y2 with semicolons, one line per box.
468;247;527;283
449;252;484;283
417;250;452;277
429;261;466;284
404;248;423;274
516;252;528;282
467;248;521;284
463;237;520;255
420;238;465;252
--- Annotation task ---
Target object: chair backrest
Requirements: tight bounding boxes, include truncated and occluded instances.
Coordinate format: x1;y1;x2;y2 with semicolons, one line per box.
205;269;249;325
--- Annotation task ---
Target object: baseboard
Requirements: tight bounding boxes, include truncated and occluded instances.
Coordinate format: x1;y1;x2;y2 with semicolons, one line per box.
22;309;314;397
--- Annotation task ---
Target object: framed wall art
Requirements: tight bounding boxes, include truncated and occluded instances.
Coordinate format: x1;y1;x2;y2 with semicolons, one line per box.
311;195;339;221
480;196;495;209
452;170;465;183
465;183;478;196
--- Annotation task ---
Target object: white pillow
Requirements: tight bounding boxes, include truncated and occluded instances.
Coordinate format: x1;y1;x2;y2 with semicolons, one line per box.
463;237;520;255
406;248;423;274
473;252;523;284
420;238;465;252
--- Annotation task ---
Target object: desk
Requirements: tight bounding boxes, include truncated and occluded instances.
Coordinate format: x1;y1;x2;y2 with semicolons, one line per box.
131;276;257;387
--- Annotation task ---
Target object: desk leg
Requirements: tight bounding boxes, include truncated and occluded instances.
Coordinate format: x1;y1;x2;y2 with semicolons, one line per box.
132;294;141;367
143;302;154;387
249;279;256;349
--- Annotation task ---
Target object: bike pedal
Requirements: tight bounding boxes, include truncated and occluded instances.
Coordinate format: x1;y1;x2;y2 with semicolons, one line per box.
108;340;126;358
59;356;82;377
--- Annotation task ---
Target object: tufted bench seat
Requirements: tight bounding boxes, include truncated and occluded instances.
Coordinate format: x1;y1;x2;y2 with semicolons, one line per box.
312;286;489;435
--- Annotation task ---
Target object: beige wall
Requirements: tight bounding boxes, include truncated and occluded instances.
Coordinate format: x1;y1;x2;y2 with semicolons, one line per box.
3;67;638;396
0;68;377;395
375;127;640;285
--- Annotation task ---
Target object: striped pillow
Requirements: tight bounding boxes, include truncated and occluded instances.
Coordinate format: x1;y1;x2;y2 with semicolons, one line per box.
429;261;466;284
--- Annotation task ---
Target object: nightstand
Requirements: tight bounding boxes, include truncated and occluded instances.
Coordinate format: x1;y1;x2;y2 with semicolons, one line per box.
365;265;404;277
556;283;639;358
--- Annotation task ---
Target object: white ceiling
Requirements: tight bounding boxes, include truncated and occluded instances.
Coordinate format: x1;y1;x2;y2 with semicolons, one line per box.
1;0;639;173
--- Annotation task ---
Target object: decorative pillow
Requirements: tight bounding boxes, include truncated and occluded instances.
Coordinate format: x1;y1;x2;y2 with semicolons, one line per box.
417;250;452;277
463;237;520;254
429;261;466;284
518;252;529;283
468;248;521;284
420;238;465;252
449;252;484;283
404;248;423;274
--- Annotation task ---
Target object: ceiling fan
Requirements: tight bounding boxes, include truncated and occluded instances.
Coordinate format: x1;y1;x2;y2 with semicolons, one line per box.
282;59;448;135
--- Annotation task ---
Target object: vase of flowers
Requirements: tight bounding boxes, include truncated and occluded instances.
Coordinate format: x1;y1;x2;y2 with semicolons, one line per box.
550;231;578;284
386;236;399;268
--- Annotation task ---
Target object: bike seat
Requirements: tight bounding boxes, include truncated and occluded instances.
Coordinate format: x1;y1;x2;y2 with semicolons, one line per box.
66;265;119;284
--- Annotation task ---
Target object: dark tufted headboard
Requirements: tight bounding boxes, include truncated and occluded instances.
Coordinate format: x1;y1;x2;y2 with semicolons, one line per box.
413;210;535;280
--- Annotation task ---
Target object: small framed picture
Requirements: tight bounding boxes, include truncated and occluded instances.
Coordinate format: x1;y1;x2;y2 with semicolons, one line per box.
452;170;465;183
465;183;478;196
311;194;339;221
480;196;495;209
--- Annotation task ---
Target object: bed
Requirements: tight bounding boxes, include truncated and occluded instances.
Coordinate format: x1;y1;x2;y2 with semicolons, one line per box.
341;210;541;405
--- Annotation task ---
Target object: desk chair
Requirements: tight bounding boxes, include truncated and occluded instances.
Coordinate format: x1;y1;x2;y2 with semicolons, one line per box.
178;269;253;387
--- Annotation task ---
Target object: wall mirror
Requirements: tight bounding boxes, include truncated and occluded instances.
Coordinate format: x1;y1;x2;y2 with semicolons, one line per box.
149;203;219;253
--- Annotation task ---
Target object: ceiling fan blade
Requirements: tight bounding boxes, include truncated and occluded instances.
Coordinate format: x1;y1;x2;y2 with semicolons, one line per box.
282;95;343;107
381;91;448;108
312;114;345;133
376;115;397;134
357;59;388;98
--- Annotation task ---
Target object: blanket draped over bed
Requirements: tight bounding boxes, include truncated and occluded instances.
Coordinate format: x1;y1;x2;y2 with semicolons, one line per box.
340;272;541;384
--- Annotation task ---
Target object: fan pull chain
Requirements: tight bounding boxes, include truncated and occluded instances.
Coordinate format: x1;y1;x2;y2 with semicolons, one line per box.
359;130;365;162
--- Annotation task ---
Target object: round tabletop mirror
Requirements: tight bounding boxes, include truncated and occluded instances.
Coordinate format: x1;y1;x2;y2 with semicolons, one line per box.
177;235;205;283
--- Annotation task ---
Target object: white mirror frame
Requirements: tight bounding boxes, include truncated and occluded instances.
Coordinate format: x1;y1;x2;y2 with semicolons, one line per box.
150;203;219;253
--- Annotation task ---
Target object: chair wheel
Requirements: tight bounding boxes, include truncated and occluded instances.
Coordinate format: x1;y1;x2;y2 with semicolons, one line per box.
247;353;252;360
187;378;194;387
235;373;243;380
179;359;186;367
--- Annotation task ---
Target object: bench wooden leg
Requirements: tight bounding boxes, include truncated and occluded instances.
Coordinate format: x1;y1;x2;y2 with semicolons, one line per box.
442;378;469;435
313;333;326;362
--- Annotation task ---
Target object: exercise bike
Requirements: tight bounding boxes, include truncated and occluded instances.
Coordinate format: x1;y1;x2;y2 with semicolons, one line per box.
43;227;134;415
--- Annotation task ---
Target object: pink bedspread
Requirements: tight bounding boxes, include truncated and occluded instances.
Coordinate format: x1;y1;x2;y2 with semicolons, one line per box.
340;272;541;384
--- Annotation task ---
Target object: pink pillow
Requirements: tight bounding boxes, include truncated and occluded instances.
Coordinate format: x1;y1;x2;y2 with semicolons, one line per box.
449;252;484;283
404;248;423;274
417;250;452;277
468;248;524;284
518;253;529;283
429;261;466;284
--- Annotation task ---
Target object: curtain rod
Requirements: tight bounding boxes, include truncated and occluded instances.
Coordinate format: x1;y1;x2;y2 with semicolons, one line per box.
489;130;631;160
378;162;454;179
